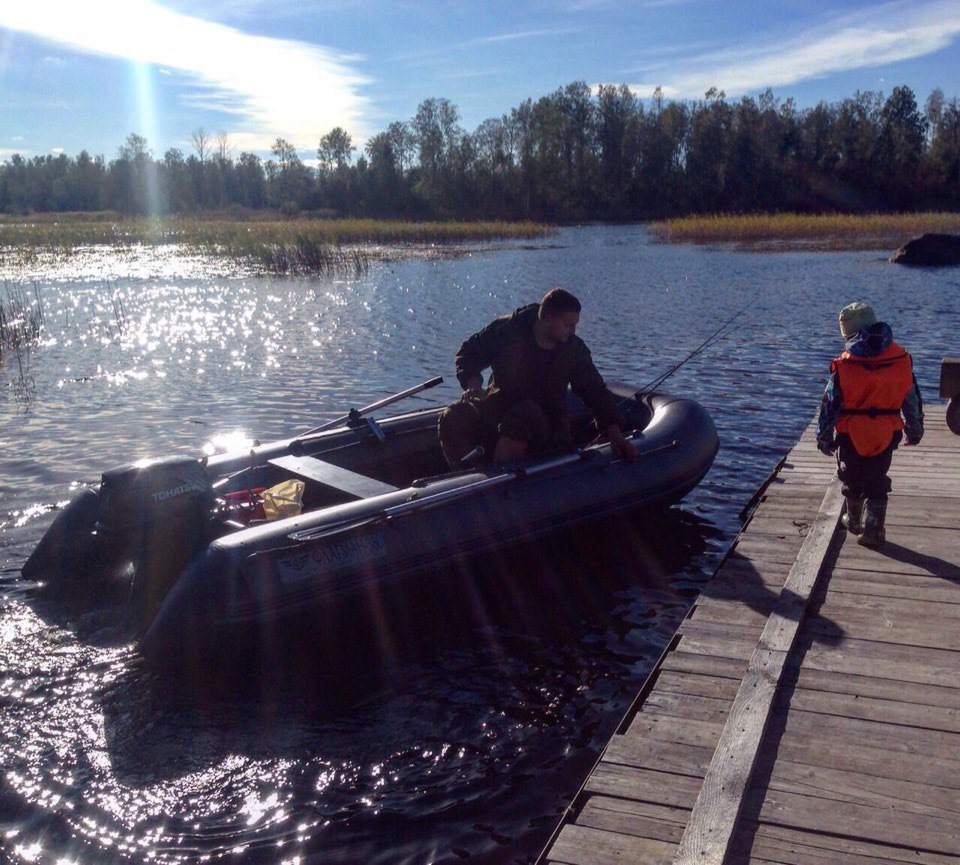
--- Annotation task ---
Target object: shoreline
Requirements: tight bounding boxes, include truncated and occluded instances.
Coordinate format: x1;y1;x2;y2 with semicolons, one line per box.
646;211;960;251
0;215;554;275
4;213;960;267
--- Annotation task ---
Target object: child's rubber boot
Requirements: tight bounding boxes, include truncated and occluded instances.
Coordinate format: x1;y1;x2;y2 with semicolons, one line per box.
841;497;863;534
858;499;887;549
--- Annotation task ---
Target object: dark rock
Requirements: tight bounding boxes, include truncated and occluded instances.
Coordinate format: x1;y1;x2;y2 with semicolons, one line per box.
890;232;960;266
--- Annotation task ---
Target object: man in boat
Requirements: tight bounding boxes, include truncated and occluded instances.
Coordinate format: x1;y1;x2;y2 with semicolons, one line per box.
816;302;924;549
438;287;638;467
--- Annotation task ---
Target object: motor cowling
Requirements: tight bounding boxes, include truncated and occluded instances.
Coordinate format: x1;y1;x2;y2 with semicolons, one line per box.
98;456;210;532
97;456;214;630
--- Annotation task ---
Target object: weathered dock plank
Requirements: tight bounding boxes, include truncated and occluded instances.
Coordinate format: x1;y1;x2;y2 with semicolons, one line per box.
792;665;960;709
539;402;960;865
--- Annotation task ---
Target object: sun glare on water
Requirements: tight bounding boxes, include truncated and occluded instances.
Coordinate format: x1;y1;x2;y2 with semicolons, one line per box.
203;431;258;456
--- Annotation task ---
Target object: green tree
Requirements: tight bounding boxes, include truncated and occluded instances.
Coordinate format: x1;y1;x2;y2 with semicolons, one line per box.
270;138;310;209
236;152;267;209
161;148;192;212
412;97;462;213
595;84;638;216
928;96;960;202
685;89;731;212
317;127;355;173
110;133;157;214
387;121;414;174
473;116;516;217
831;91;884;207
878;85;927;206
638;98;688;215
67;150;106;211
364;131;401;215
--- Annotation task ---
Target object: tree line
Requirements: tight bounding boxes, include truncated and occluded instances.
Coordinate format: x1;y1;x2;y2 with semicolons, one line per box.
2;83;958;221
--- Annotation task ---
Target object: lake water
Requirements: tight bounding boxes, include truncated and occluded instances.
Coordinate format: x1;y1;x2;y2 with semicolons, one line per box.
1;225;957;864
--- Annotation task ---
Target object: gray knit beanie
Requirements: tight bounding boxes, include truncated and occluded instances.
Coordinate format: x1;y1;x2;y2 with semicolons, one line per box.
838;302;878;338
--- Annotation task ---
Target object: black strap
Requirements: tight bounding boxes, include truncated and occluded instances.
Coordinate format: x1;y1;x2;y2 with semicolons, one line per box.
839;407;901;417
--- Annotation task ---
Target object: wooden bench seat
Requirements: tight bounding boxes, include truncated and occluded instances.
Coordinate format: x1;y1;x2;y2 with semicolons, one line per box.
268;454;399;500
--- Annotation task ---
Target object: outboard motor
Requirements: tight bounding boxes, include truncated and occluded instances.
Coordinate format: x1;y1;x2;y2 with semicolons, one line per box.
23;456;213;631
21;487;110;589
96;456;214;630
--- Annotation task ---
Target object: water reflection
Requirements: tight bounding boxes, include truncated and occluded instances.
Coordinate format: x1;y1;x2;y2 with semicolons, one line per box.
202;432;258;457
3;225;958;864
5;504;716;865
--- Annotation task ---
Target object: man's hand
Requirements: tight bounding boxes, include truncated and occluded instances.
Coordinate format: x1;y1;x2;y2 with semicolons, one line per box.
608;425;637;462
461;375;484;400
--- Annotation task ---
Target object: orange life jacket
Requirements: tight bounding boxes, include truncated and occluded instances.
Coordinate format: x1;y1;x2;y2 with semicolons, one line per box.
831;341;913;456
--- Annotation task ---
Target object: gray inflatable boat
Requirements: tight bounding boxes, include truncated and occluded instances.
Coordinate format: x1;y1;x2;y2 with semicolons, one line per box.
23;382;718;664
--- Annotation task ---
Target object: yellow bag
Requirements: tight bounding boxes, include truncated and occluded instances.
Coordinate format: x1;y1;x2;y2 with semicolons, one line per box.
261;479;305;520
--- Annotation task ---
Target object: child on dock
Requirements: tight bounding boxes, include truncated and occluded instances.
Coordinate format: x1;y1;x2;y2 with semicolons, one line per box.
816;302;924;548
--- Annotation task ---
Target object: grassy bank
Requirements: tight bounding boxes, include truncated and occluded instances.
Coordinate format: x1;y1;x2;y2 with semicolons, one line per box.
647;212;960;250
0;215;552;275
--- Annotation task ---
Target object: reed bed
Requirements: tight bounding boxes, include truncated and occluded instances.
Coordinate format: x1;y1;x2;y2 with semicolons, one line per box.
243;236;370;276
184;218;549;275
0;283;44;364
185;217;549;245
0;215;551;274
647;212;960;250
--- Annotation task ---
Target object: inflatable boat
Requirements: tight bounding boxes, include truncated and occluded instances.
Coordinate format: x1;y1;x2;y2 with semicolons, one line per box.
23;381;718;664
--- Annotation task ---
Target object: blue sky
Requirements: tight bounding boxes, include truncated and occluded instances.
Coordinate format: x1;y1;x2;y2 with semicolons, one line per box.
2;0;959;163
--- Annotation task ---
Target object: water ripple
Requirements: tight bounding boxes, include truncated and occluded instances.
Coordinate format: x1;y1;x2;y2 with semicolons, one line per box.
1;226;957;864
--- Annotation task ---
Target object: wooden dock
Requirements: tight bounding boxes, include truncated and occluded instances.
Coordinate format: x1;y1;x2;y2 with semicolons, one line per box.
540;402;959;865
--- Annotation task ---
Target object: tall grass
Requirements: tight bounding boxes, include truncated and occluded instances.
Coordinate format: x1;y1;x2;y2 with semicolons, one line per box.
244;236;370;276
0;215;552;274
647;212;960;249
0;283;44;379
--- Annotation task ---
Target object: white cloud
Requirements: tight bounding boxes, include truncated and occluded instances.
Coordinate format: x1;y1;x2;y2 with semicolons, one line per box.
564;0;699;10
628;0;960;99
0;1;371;152
467;27;582;46
622;39;719;66
618;83;681;99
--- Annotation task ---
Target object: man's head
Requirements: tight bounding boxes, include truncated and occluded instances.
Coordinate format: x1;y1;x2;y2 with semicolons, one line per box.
838;302;877;339
538;287;581;344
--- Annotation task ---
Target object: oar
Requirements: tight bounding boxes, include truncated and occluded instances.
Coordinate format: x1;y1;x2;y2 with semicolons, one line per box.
288;434;680;543
382;436;680;520
294;376;444;442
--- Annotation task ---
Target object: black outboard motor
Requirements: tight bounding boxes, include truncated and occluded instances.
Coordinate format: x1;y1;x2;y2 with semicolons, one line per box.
21;487;109;589
96;456;214;630
23;456;213;631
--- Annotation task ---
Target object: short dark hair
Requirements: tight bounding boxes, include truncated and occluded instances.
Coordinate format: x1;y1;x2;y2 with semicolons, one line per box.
539;287;581;318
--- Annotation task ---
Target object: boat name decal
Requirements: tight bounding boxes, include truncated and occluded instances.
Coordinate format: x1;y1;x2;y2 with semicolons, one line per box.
275;535;387;584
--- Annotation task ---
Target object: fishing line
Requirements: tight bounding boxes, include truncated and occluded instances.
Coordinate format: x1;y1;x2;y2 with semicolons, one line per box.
620;295;756;408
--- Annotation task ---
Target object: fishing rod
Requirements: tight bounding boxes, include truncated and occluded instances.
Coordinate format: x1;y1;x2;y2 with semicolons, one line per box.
620;297;755;407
